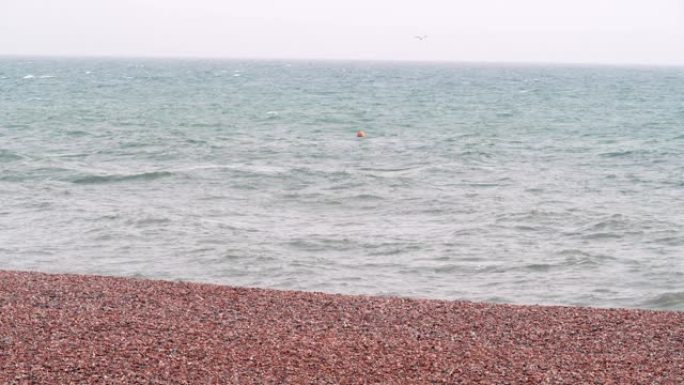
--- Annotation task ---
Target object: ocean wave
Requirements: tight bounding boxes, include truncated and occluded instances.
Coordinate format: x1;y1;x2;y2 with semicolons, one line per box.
64;130;90;137
495;209;569;224
459;150;493;159
556;249;615;266
522;263;557;272
573;214;630;232
127;217;172;226
649;236;684;247
579;232;626;240
640;292;684;309
44;152;92;158
286;238;355;253
566;215;678;241
0;168;73;182
599;150;647;158
71;171;174;184
0;149;26;161
358;166;417;173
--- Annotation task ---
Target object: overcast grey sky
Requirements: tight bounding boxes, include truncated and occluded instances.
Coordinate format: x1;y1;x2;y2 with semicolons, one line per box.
2;0;683;64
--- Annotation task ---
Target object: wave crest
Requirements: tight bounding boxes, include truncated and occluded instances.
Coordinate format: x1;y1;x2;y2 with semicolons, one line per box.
72;171;173;184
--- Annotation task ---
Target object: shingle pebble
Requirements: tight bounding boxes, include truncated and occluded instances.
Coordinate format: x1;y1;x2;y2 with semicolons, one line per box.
1;270;682;384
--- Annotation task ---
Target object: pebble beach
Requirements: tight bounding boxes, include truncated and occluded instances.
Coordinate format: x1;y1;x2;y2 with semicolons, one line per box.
1;270;683;384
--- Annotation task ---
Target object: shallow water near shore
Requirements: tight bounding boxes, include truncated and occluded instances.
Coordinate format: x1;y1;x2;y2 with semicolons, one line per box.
1;57;683;310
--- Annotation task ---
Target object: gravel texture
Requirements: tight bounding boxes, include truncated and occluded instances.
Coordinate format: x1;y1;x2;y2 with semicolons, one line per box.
1;270;682;384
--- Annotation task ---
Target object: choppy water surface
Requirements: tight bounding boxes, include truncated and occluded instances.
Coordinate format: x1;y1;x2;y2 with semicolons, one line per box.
1;58;683;310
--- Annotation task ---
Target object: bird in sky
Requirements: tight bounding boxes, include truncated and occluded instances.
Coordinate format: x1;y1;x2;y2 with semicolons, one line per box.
414;35;428;41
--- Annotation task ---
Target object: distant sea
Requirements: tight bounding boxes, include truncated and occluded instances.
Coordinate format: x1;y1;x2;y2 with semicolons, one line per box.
1;57;683;310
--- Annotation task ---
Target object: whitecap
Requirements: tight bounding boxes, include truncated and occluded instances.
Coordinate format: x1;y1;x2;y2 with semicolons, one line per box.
38;75;55;79
23;74;35;79
233;74;241;77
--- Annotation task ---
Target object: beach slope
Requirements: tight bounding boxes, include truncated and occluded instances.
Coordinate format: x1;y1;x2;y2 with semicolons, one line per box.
1;270;682;384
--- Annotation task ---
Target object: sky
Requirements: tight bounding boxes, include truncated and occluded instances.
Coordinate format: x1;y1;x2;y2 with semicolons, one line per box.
1;0;684;65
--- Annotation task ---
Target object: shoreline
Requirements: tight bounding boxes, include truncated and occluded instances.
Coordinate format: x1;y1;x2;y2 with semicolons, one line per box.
1;270;683;384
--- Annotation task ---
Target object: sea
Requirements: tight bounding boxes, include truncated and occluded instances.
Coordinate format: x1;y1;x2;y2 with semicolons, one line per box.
1;57;683;310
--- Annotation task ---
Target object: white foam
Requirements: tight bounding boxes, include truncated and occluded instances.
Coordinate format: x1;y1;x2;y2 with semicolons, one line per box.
233;73;241;77
23;74;35;79
38;75;55;79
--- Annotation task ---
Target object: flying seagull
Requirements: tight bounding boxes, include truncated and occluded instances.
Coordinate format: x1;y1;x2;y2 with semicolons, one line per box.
414;35;428;41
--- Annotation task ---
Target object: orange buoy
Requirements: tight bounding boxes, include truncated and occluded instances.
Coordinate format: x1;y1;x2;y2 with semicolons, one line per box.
356;130;366;138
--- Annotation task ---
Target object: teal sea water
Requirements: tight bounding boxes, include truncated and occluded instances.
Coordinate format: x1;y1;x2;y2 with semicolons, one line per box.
1;58;683;310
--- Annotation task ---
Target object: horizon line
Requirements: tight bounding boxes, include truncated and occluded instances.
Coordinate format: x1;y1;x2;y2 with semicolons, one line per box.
1;53;683;69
